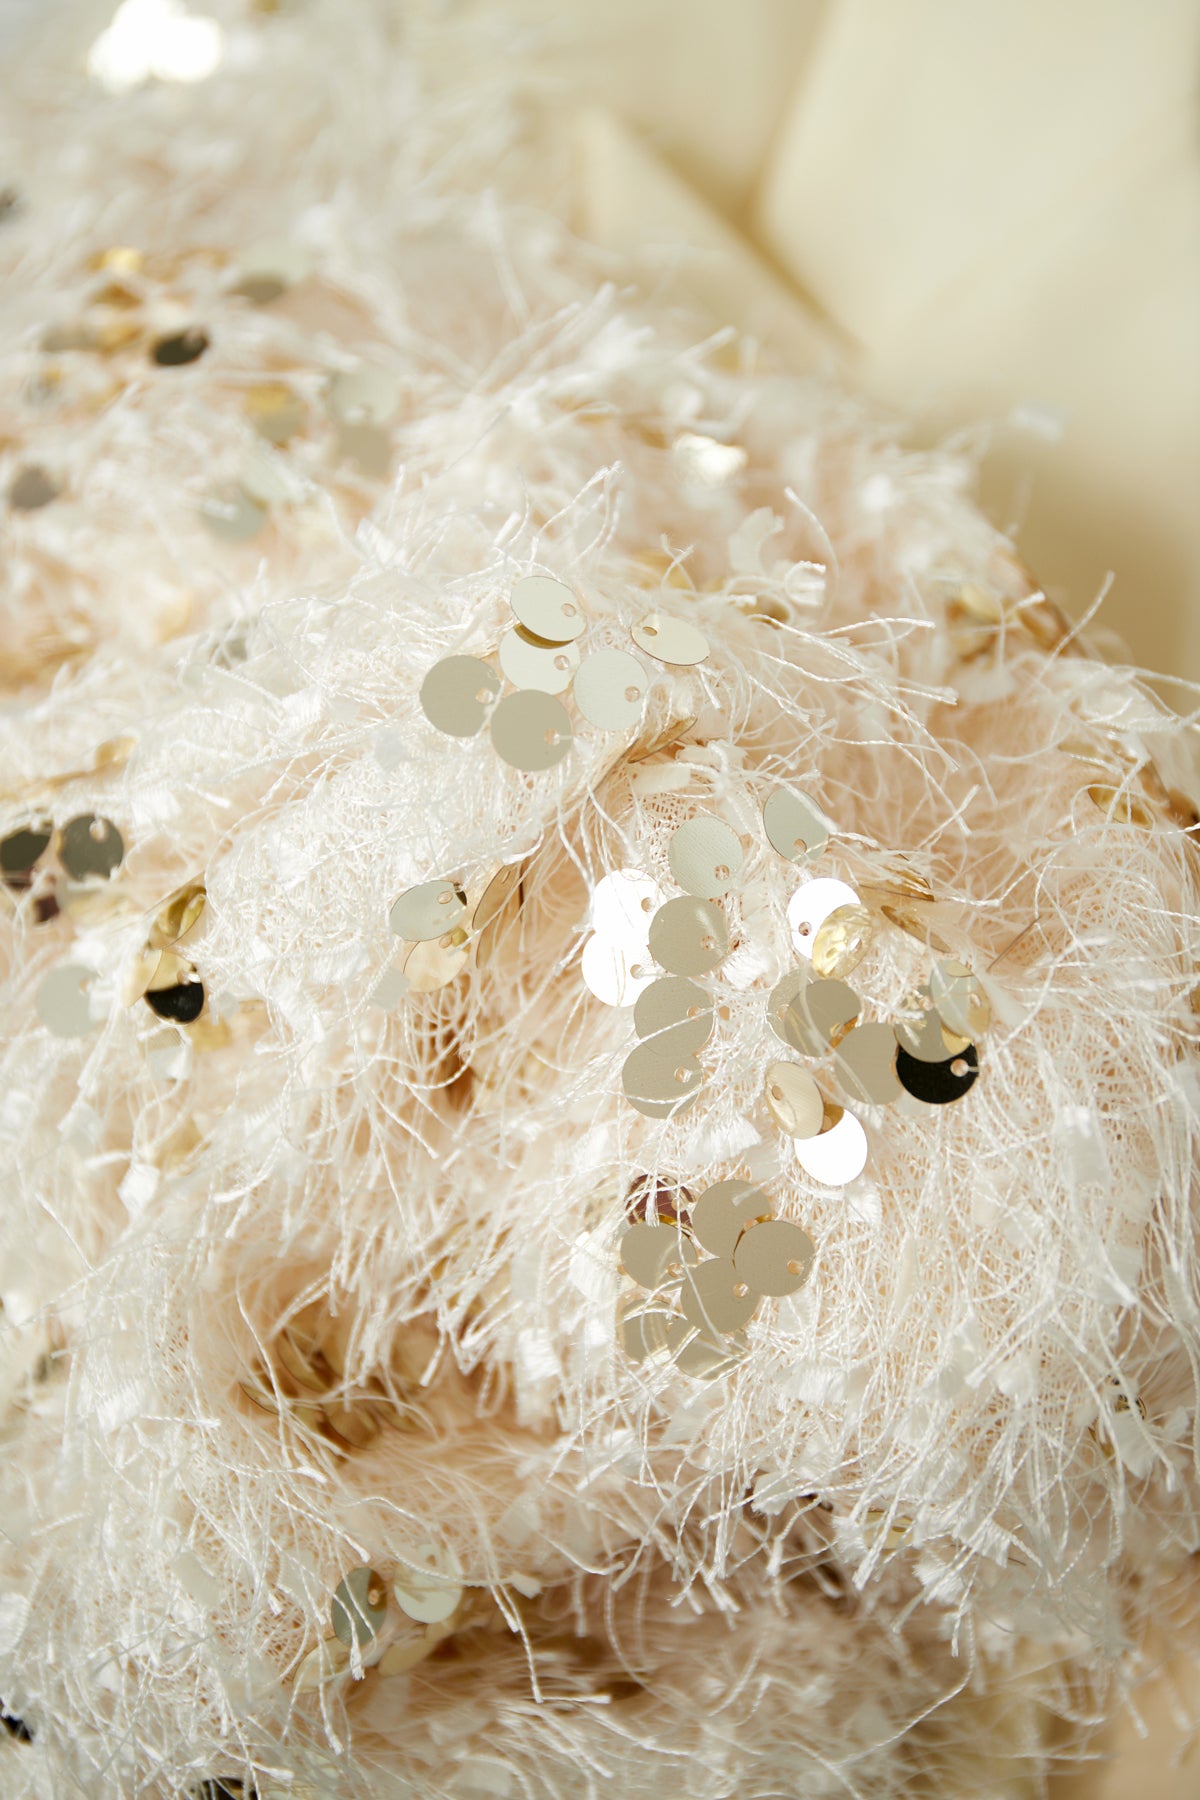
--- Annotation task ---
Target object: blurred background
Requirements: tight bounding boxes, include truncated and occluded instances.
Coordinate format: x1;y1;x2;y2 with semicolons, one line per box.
498;0;1200;695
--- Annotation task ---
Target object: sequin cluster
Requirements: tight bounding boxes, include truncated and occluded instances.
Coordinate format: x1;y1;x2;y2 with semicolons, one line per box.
2;811;213;1038
418;573;713;771
295;1543;467;1691
584;782;996;1372
10;240;404;544
618;1178;815;1374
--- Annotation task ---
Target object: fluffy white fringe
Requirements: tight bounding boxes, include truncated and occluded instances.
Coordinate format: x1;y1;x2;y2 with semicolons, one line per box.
0;3;1197;1796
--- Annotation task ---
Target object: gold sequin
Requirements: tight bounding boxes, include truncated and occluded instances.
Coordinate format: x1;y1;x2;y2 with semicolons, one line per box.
149;881;206;949
647;896;728;976
1;823;51;886
630;611;708;666
59;813;124;881
498;626;579;695
36;965;97;1038
489;690;573;771
762;788;828;860
680;1257;757;1335
787;878;861;957
895;1042;978;1105
833;1022;901;1105
633;975;713;1055
326;366;402;426
509;575;585;644
393;1543;463;1625
776;978;860;1056
620;1221;697;1288
763;1061;824;1138
1086;784;1154;829
810;904;873;980
293;1637;351;1692
620;1308;671;1362
691;1179;770;1258
8;466;59;511
793;1108;868;1185
389;880;467;942
331;1567;388;1648
420;656;500;738
732;1219;815;1297
572;649;649;730
621;1040;705;1118
928;958;990;1039
200;486;267;542
244;381;304;444
581;933;653;1006
667;814;743;899
402;932;470;993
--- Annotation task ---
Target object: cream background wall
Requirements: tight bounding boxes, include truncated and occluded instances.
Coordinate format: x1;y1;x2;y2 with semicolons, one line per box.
493;0;1200;692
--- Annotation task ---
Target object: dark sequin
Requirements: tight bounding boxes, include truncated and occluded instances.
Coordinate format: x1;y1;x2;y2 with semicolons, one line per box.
145;981;205;1024
895;1041;979;1105
1;1707;32;1743
152;329;209;367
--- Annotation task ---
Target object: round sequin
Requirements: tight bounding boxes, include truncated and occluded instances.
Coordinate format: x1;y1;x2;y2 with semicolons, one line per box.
630;611;709;666
145;980;204;1024
763;1061;824;1138
633;976;713;1054
472;864;521;931
326;366;402;426
787;878;861;957
580;933;653;1006
896;1042;979;1105
778;978;860;1056
680;1258;757;1335
200;486;267;542
762;788;828;860
245;381;305;444
647;896;728;977
149;882;206;949
403;933;470;993
894;1007;963;1063
667;815;744;899
331;1567;388;1648
1;823;51;885
9;466;58;511
389;879;467;942
592;870;660;941
60;814;124;881
733;1219;815;1297
336;422;391;477
509;575;585;644
620;1309;670;1363
572;649;649;730
620;1221;697;1288
691;1179;771;1258
36;964;96;1038
622;1040;704;1118
667;1317;742;1377
834;1022;901;1105
793;1109;868;1185
498;627;579;695
811;904;873;980
419;656;499;737
929;958;991;1039
152;329;209;366
393;1543;463;1625
293;1637;351;1692
766;971;806;1043
489;691;573;771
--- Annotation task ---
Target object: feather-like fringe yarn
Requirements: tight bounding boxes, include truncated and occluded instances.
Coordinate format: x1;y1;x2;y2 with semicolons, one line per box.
0;3;1197;1795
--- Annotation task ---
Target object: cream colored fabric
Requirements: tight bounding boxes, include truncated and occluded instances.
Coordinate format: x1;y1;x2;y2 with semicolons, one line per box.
756;0;1200;692
499;0;1200;689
